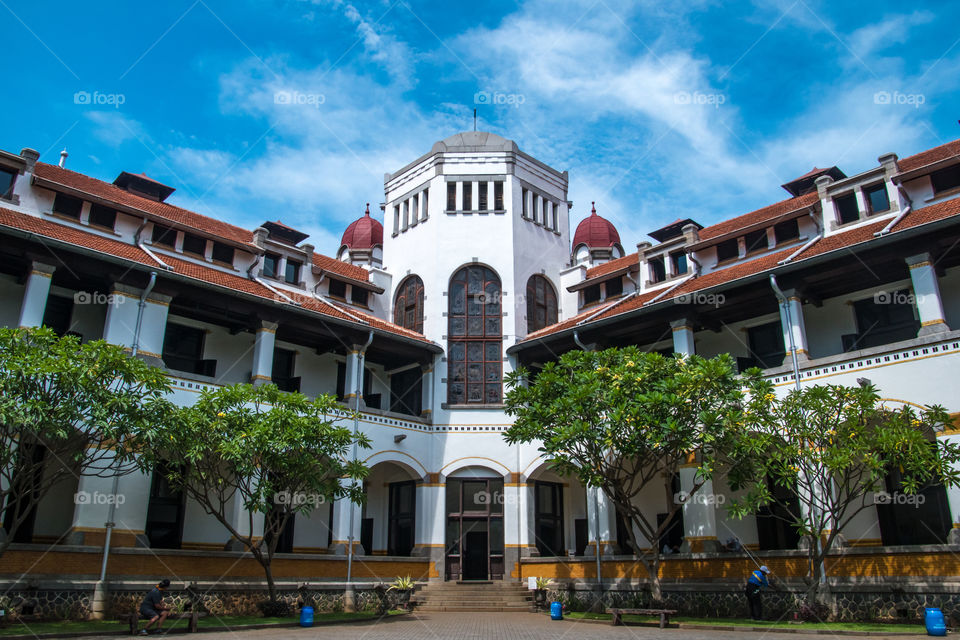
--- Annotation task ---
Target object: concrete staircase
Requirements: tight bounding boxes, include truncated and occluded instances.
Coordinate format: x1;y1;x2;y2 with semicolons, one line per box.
412;581;535;612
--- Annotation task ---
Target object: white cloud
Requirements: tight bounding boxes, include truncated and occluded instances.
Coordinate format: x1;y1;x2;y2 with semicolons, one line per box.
848;11;934;60
84;111;149;147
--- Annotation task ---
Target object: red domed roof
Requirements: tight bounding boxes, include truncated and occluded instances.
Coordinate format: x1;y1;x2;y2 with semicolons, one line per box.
573;202;621;249
340;203;383;250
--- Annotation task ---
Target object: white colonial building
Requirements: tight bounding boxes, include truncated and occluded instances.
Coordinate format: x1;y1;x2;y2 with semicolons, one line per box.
2;131;960;605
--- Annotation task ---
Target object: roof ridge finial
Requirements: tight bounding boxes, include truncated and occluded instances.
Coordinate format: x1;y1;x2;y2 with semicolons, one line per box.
591;201;596;215
365;203;370;216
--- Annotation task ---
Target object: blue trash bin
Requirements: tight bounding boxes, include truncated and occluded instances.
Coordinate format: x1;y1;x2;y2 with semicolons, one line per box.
300;605;314;627
925;608;946;636
550;601;563;620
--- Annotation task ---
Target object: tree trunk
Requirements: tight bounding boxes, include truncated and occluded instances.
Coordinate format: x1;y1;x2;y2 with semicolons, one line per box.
264;560;277;603
648;554;663;604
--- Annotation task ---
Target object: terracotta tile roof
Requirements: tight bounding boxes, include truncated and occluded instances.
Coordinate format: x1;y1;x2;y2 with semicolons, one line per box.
518;197;960;343
312;252;371;282
697;191;819;242
34;163;254;245
0;207;430;345
584;253;638;279
897;138;960;173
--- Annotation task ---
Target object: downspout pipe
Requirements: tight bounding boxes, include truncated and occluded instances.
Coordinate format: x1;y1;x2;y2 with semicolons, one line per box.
778;208;821;265
345;329;374;610
572;332;603;596
94;270;157;616
875;180;912;237
247;254;299;306
133;219;173;271
312;273;368;324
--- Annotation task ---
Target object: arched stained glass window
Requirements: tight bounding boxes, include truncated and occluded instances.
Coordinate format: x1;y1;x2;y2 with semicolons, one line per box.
447;265;502;404
525;275;558;333
394;276;424;333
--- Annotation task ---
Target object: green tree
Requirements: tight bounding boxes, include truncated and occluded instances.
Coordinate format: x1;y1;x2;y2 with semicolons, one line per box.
141;383;370;603
0;327;172;557
727;381;960;605
503;347;753;602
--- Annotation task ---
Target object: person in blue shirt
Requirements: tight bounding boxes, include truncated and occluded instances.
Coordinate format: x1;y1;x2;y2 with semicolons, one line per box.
745;565;771;620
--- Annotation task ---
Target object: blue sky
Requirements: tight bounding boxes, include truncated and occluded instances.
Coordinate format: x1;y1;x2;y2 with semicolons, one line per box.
3;0;958;254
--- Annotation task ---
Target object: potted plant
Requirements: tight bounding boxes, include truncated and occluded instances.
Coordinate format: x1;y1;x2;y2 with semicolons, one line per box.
387;576;416;610
534;577;551;610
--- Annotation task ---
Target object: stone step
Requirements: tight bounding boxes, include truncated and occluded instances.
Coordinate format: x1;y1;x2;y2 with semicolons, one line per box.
413;597;532;604
416;605;536;612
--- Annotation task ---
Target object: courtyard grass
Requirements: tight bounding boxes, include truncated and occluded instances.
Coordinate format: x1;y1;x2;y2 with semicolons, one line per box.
564;611;925;633
0;610;403;637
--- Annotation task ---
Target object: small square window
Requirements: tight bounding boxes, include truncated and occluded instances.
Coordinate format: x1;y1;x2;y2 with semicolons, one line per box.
834;193;860;225
329;279;347;299
716;238;739;262
605;277;623;297
0;168;16;199
53;193;83;219
263;253;281;278
583;284;601;305
774;218;800;244
864;183;890;214
151;223;176;248
744;229;768;254
649;257;666;283
88;203;117;230
671;251;688;275
211;242;234;265
182;233;206;256
351;287;369;306
931;164;960;195
284;259;301;285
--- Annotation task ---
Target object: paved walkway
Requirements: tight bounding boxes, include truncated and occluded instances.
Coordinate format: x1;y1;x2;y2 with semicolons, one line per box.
102;612;925;640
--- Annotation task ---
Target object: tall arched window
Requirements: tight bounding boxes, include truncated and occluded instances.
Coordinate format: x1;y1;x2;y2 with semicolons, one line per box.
394;276;424;333
447;265;502;404
526;275;558;333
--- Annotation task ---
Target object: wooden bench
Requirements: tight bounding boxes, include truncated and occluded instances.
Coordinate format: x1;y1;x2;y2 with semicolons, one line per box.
122;611;209;634
607;608;678;629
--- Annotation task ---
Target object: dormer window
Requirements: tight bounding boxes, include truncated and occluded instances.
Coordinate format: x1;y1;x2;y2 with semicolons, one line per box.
605;276;623;297
88;204;116;230
744;229;768;254
284;259;301;285
835;193;859;224
716;238;738;263
182;233;206;257
263;252;281;278
864;183;890;214
649;257;666;283
931;164;960;195
211;242;234;266
0;167;15;200
583;284;601;306
671;251;688;275
53;193;83;219
151;223;176;248
329;279;347;299
774;218;800;244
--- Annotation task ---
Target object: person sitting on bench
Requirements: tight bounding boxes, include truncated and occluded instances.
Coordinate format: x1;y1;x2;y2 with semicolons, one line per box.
139;579;171;635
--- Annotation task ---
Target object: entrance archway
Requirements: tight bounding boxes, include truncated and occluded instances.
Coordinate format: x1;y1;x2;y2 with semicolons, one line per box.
444;466;505;580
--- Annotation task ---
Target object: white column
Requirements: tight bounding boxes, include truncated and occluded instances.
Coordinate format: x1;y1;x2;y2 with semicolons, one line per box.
68;462;151;547
17;261;56;327
678;465;720;553
504;474;534;556
420;363;434;420
586;487;619;555
944;449;960;544
778;289;810;360
251;321;278;385
102;283;171;365
344;346;366;409
670;319;695;356
413;475;445;580
907;253;950;335
329;478;364;555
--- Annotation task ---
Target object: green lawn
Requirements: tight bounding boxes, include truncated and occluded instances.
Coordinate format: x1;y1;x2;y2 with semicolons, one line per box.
564;611;924;633
0;610;401;637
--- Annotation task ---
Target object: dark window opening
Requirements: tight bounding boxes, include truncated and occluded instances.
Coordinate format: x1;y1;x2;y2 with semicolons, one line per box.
835;193;860;224
774;218;800;244
744;229;769;254
843;290;920;351
737;321;786;371
336;361;346;401
144;462;186;549
931;164;960;195
649;257;666;283
390;367;422;416
478;182;488;211
162;323;216;376
0;168;15;199
151;223;176;248
447;265;502;405
522;188;529;218
211;242;234;265
877;466;950;545
328;279;347;299
494;181;504;210
182;233;206;257
583;284;601;306
534;481;565;557
88;203;117;230
526;275;558;333
756;475;801;551
263;253;281;279
658;474;684;554
1;443;46;543
605;276;623;297
351;286;369;306
462;182;472;211
53;193;83;219
394;276;424;333
266;499;295;554
272;347;299;393
284;259;301;285
447;182;457;211
716;238;739;262
42;295;75;337
445;477;505;581
864;183;890;214
388;480;417;556
671;251;688;275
